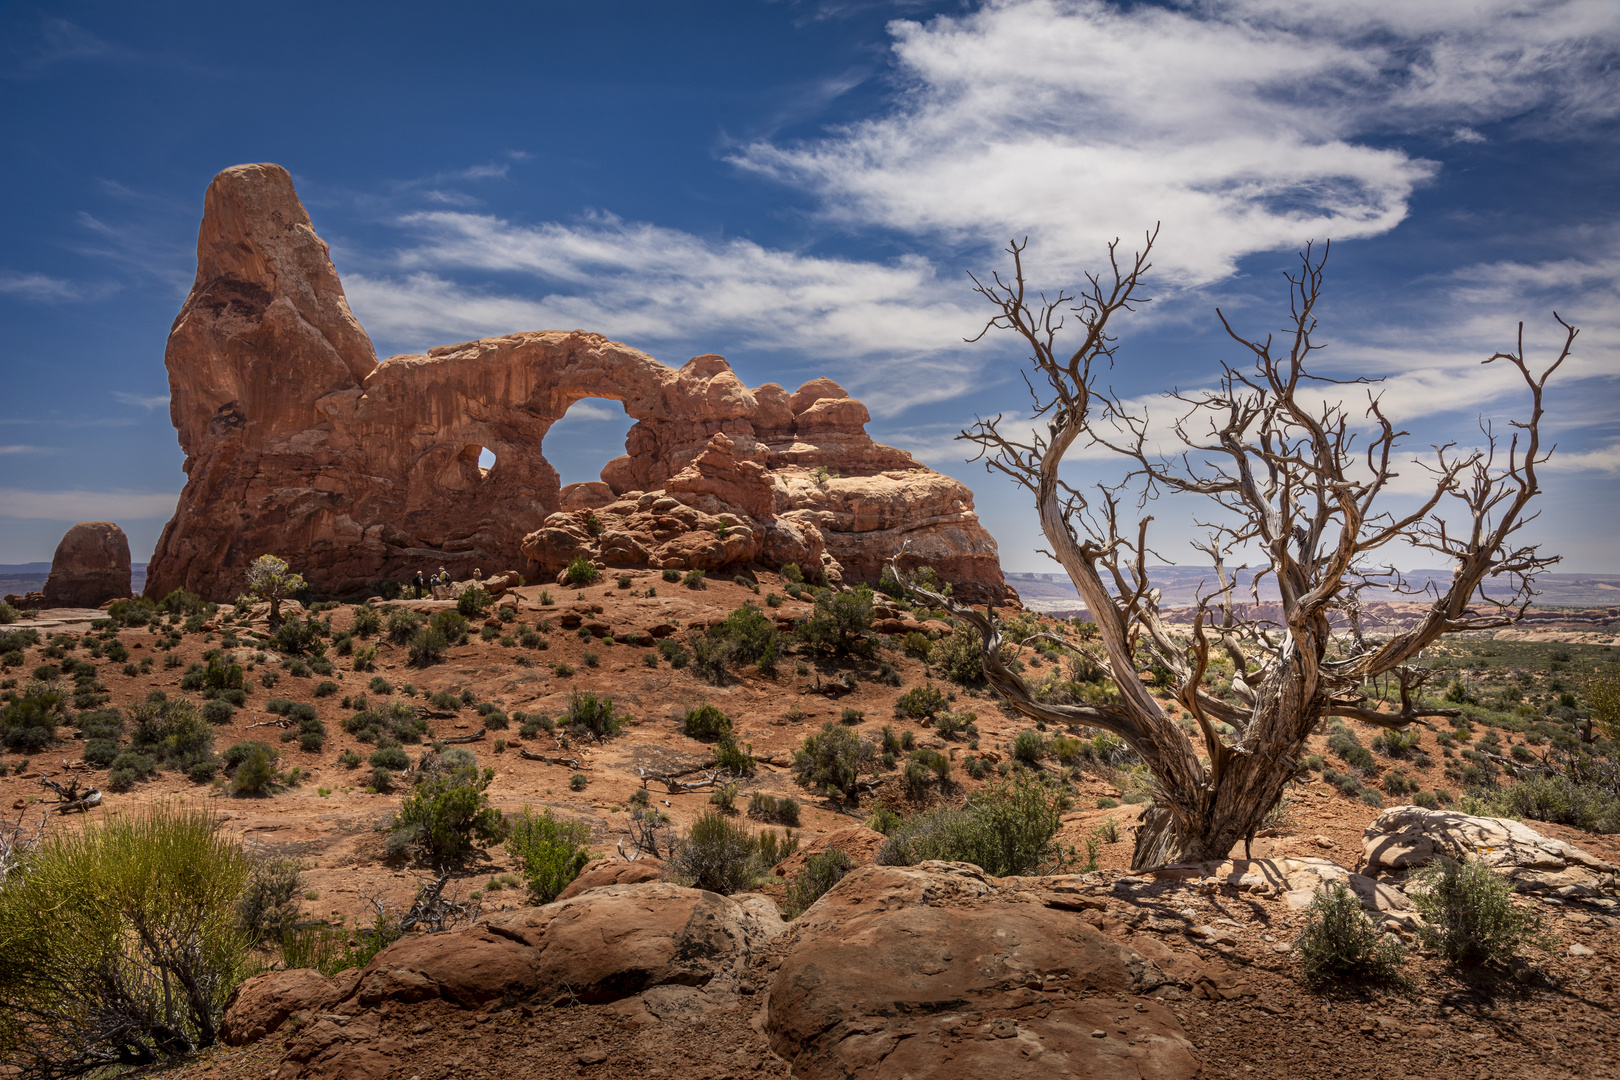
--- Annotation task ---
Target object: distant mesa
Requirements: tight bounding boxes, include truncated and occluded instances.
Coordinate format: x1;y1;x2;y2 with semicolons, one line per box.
144;163;1014;603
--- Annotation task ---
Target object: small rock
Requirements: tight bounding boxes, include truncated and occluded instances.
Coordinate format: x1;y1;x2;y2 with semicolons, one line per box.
1312;835;1334;850
578;1046;609;1065
1090;1029;1107;1038
1569;943;1595;957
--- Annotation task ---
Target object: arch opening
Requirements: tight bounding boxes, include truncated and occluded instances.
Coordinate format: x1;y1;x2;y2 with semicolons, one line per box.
458;444;496;481
547;398;635;487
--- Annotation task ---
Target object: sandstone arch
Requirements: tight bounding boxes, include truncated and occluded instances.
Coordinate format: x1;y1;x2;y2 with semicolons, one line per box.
146;163;1013;604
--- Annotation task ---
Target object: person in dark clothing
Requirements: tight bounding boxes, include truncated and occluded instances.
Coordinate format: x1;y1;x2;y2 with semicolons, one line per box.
413;570;427;599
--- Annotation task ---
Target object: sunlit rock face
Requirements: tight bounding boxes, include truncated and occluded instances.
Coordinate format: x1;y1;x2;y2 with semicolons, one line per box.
147;163;1013;604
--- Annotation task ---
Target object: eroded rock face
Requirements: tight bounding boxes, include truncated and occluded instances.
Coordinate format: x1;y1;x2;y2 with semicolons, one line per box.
765;862;1198;1080
41;522;132;608
148;164;1013;604
1362;805;1619;902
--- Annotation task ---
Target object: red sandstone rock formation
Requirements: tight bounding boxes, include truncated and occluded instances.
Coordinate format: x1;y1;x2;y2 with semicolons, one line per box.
42;522;131;608
147;164;1013;603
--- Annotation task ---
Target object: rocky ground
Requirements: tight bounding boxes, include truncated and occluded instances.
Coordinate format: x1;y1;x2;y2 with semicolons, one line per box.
2;572;1616;1079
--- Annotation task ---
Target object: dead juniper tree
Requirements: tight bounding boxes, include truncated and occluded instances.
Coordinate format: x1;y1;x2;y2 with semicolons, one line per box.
903;231;1570;869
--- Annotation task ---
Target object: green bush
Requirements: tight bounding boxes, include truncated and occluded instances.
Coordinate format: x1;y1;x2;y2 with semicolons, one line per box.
0;804;253;1074
662;568;682;583
456;585;493;617
0;684;62;752
387;763;504;863
1294;882;1406;984
564;557;600;587
792;722;872;802
228;742;280;796
718;603;779;672
505;806;592;903
894;684;947;720
683;703;734;742
668;811;762;895
236;857;304;943
929;623;985;685
351;605;382;637
876;772;1063;876
344;700;430;744
796;584;877;657
1409;857;1554;967
1327;721;1378;774
1010;729;1046;765
129;696;215;773
783;848;854;919
386;608;424;644
565;690;627;739
1476;775;1620;834
201;699;236;725
369;744;411;771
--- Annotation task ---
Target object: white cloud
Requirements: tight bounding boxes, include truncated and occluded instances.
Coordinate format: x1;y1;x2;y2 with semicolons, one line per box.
0;271;84;302
1541;441;1620;474
730;0;1620;283
552;401;626;424
0;446;52;455
111;391;170;410
0;488;178;521
345;211;988;416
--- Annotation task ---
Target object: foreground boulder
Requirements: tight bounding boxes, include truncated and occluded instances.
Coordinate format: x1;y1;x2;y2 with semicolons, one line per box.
146;163;1014;604
1362;805;1619;905
40;522;131;608
765;862;1198;1080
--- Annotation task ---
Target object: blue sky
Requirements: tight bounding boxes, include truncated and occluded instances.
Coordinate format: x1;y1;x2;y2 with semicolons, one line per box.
2;0;1617;576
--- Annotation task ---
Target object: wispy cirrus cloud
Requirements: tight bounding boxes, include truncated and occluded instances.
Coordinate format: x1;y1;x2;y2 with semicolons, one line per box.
732;0;1620;283
112;391;171;410
0;488;177;521
344;210;987;415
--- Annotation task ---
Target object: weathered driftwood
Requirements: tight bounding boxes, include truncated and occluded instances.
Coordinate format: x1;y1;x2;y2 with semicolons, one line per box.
438;729;486;744
636;766;721;793
38;774;101;813
518;749;583;768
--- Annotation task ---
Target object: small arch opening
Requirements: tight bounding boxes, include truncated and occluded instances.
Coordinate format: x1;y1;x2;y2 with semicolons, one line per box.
548;399;634;485
459;444;496;480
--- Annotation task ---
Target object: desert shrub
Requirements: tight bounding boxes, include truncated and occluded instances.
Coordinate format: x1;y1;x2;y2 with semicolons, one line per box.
201;699;236;725
387;763;504;863
782;848;854;919
668;811;762;895
661;568;682;583
657;636;690;668
564;690;627;740
1010;729;1046;765
1413;790;1440;809
683;703;733;742
564;557;600;586
1371;728;1423;758
1408;858;1554;968
313;679;339;698
343;701;430;744
83;738;120;766
1359;788;1385;808
569;773;588;791
410;614;466;667
929;623;985;685
718;603;778;672
1476;775;1620;834
1327;721;1378;774
1294;882;1406;984
841;706;865;725
456;585;493;617
270;616;325;658
687;631;730;685
894;684;947;720
504;806;592;903
386;608;424;644
236;857;304;943
796;584;877;657
876;772;1063;876
129;696;215;774
0;684;62;752
714;735;756;774
792;722;873;802
0;804;253;1075
1047;734;1084;765
228;742;280;796
480;708;509;730
369;744;411;771
351;605;382;637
